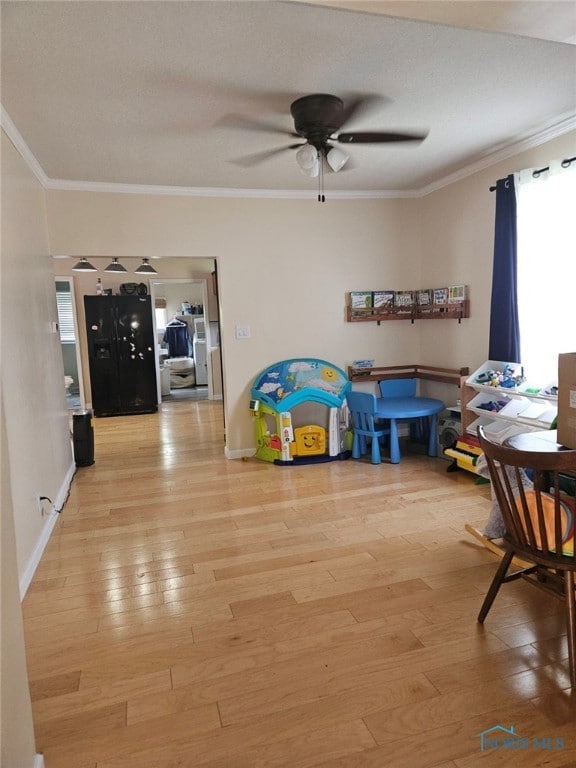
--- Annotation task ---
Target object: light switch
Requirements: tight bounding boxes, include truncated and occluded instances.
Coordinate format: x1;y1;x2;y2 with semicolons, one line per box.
235;325;251;339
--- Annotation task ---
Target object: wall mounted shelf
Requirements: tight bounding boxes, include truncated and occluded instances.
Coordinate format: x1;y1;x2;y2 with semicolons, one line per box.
348;364;469;386
346;300;470;324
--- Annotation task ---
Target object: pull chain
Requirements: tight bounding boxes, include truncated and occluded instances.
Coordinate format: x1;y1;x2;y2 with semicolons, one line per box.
317;150;325;203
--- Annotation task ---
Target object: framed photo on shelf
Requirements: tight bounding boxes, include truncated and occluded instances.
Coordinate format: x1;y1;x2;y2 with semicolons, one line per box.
416;289;433;306
448;285;467;303
373;290;395;308
433;287;449;305
394;290;414;308
350;291;373;309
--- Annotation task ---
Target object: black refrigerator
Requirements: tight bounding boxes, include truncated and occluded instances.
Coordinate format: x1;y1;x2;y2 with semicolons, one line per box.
84;295;158;417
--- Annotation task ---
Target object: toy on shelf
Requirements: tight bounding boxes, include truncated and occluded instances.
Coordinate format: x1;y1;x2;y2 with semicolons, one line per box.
250;358;351;465
462;359;558;438
473;363;525;389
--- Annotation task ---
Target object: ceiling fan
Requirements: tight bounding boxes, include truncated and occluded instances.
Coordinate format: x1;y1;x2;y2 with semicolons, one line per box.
229;93;428;197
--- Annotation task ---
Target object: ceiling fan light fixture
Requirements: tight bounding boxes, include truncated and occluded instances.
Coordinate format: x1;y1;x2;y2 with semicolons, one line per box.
134;258;157;275
72;257;97;272
231;94;426;199
104;257;128;273
295;143;318;170
326;146;349;173
299;160;319;178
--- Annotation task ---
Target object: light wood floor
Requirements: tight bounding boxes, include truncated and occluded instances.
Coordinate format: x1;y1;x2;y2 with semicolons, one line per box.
23;401;576;768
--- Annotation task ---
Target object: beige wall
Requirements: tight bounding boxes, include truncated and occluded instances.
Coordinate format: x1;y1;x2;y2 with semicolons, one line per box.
1;133;51;765
1;400;38;768
45;129;576;451
43;132;576;454
46;193;423;454
156;281;205;319
1;132;74;581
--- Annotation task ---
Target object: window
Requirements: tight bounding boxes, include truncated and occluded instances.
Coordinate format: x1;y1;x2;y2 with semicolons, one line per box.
55;283;76;343
154;297;167;330
516;163;576;383
155;307;168;329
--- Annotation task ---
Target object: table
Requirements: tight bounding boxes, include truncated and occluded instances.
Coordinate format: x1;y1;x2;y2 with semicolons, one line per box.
375;396;445;464
505;427;576;494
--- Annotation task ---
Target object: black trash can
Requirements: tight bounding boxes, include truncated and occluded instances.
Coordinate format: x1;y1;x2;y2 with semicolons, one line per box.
73;410;95;467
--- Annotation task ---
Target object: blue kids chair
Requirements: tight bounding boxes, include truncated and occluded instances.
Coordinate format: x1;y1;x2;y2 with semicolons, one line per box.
346;391;390;465
379;378;417;398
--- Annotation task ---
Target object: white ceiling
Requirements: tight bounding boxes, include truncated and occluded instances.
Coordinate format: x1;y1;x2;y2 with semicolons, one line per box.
293;2;576;45
1;1;575;196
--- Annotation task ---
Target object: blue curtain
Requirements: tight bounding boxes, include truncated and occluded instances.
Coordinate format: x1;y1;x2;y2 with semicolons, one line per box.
488;174;520;362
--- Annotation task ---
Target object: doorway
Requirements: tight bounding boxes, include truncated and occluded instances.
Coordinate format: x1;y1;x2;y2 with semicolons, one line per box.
149;278;222;404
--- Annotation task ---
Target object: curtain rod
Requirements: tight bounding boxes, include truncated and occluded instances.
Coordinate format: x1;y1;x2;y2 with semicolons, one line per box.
489;156;576;191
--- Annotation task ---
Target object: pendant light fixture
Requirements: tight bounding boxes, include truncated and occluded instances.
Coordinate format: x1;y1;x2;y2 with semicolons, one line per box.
134;258;157;275
104;257;128;274
72;257;97;272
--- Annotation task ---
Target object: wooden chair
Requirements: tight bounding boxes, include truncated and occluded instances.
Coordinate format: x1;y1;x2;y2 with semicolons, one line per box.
346;391;389;465
477;426;576;688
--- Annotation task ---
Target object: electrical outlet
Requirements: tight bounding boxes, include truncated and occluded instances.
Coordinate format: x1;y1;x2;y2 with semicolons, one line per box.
36;495;52;516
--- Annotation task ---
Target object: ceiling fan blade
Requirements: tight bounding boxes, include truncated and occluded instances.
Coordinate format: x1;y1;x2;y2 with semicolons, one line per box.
337;131;428;144
337;94;390;131
217;113;298;138
337;95;379;129
336;97;364;130
229;144;302;168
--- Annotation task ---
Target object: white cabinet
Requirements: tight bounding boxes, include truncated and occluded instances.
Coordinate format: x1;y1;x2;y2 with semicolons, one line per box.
193;338;208;385
463;360;557;443
192;315;207;386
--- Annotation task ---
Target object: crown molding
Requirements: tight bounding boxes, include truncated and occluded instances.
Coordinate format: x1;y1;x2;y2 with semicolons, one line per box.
43;177;412;199
0;106;49;187
417;110;576;197
3;101;574;200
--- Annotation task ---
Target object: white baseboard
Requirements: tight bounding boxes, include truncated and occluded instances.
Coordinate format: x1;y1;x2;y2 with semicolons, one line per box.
19;460;76;599
34;754;45;768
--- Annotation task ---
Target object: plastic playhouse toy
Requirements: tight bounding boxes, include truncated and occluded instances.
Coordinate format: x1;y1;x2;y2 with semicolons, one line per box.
250;358;351;465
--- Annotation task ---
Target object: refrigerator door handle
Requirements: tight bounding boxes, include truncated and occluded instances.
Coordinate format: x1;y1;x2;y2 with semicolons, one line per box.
113;308;123;363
